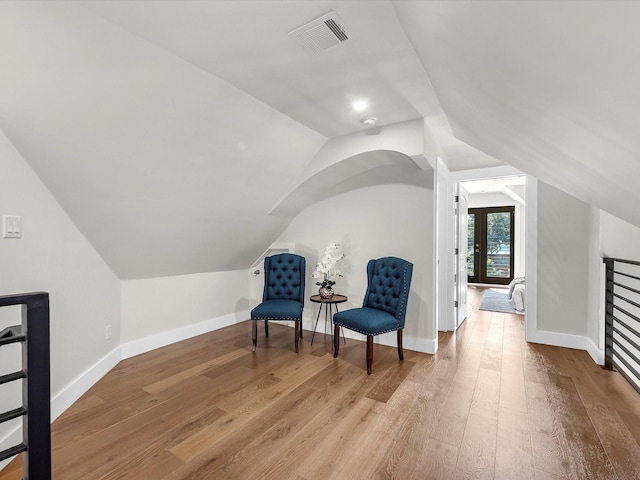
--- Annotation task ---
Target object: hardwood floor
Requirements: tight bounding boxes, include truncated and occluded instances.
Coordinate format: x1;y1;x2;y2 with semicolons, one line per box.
2;286;640;479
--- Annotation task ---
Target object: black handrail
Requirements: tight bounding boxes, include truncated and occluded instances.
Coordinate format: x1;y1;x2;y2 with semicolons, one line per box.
603;258;640;394
0;292;51;480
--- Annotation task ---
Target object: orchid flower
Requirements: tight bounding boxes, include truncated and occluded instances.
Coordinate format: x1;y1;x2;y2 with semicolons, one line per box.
312;243;345;288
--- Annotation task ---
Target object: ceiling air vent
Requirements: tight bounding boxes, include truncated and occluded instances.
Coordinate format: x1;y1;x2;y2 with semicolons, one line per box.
288;11;349;54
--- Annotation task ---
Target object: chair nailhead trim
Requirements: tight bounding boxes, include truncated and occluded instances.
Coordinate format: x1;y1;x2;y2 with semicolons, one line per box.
331;321;399;337
253;317;301;321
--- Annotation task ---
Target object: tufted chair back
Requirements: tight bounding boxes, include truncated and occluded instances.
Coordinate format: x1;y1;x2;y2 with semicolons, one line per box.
263;253;305;304
362;256;413;328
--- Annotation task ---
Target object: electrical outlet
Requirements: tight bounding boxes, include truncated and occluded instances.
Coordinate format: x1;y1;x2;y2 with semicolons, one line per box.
105;325;112;340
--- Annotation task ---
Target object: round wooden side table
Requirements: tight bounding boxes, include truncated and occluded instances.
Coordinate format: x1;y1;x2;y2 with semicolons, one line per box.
309;294;347;348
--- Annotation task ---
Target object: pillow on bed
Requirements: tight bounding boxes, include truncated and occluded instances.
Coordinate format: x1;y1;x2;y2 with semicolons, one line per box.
508;277;526;299
512;284;526;313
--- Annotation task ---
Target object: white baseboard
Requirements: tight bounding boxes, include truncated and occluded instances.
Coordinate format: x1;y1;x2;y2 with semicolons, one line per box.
527;329;586;350
120;310;250;360
374;332;437;355
404;335;437;354
51;346;121;421
586;336;605;365
527;329;604;365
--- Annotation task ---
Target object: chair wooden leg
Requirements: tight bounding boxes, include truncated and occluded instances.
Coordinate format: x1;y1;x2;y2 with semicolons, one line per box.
333;323;340;358
397;328;404;361
264;320;269;338
366;335;374;374
252;320;257;352
294;321;299;353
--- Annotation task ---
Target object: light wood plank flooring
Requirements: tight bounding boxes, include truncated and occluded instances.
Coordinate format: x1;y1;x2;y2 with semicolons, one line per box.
2;286;640;479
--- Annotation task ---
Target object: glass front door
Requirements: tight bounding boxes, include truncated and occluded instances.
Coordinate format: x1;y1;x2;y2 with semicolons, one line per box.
468;206;514;285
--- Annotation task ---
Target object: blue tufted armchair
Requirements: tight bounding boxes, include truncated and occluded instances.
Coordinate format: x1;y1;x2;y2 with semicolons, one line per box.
251;253;305;353
332;256;413;374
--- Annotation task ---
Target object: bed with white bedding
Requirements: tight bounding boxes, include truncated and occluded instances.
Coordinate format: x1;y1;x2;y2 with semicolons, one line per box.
508;277;526;314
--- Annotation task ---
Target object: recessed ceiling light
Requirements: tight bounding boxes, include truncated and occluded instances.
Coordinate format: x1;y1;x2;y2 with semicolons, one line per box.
352;100;368;112
360;117;377;127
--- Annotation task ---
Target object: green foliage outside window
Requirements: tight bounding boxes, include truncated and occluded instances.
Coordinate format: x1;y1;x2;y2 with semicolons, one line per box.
487;212;511;255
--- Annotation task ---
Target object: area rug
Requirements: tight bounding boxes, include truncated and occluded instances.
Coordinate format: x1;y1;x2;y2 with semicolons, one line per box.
479;288;519;314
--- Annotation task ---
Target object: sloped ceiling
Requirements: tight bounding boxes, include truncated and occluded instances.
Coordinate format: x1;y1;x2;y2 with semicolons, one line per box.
79;0;445;138
394;1;640;226
0;0;450;279
1;1;638;279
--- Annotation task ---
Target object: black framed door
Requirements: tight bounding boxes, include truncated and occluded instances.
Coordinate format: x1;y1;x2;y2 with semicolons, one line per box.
468;206;515;285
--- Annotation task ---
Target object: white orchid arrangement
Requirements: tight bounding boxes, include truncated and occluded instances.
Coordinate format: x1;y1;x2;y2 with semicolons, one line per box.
312;243;345;290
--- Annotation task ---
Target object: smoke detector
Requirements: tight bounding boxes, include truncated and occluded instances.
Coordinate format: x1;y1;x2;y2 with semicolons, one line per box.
289;11;349;54
360;117;377;127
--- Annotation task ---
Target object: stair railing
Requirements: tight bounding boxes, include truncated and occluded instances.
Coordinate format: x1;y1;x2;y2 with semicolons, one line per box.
603;257;640;393
0;292;51;480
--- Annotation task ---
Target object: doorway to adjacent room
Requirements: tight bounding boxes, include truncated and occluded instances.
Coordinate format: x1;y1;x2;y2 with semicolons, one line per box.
453;173;527;331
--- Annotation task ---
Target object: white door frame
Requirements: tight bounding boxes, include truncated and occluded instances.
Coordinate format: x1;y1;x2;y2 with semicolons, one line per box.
435;157;455;333
455;183;469;328
440;165;537;341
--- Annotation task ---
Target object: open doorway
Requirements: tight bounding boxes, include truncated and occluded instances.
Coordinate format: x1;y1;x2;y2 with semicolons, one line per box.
454;175;527;328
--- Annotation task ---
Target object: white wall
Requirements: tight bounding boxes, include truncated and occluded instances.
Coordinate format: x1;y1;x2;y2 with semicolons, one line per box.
0;129;120;464
467;191;517;208
600;210;640;261
586;206;602;355
120;270;250;358
274;178;436;353
536;181;590;336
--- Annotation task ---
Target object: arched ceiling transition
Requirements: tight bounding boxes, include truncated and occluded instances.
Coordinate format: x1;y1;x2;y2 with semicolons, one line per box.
271;119;435;218
270;150;432;219
1;1;638;278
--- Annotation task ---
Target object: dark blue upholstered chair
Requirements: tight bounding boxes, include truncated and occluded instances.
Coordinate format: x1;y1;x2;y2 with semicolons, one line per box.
251;253;305;353
333;256;413;374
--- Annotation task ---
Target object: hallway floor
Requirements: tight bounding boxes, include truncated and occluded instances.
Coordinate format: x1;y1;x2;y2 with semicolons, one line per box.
2;287;639;479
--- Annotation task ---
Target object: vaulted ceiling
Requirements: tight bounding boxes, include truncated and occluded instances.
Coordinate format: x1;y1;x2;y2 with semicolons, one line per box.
1;1;638;279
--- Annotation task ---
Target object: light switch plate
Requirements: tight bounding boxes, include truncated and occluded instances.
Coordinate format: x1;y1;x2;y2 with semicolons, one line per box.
3;215;22;238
